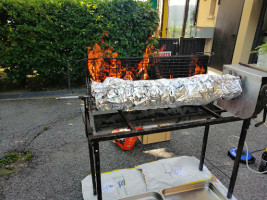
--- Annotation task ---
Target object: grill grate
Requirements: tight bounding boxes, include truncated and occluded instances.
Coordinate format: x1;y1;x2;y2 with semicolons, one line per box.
86;54;210;82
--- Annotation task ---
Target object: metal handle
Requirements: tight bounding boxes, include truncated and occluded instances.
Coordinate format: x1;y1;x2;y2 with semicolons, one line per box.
196;52;215;56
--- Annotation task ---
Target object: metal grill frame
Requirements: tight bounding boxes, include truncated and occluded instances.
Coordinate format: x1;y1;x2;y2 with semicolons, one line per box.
81;94;254;200
79;54;210;111
76;55;255;200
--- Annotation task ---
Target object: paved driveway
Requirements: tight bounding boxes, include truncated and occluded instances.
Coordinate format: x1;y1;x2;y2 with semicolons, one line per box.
0;98;266;200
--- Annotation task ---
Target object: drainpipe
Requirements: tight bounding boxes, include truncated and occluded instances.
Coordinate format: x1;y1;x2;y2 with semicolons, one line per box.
193;0;200;26
182;0;190;37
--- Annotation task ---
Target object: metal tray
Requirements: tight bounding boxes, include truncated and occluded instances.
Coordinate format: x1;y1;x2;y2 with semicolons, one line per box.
162;181;228;200
119;192;164;200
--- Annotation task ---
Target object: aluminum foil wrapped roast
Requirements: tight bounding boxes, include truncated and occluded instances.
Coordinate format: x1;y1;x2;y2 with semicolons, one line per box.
91;74;242;111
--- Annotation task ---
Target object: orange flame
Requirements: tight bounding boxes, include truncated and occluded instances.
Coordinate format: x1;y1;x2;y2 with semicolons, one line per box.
87;43;107;82
194;65;205;75
87;35;164;82
159;44;166;52
105;51;123;79
188;57;205;77
124;69;134;80
87;32;121;82
169;69;173;79
137;45;152;80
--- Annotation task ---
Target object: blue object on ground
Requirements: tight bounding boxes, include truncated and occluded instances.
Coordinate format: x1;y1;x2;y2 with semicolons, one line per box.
228;148;256;164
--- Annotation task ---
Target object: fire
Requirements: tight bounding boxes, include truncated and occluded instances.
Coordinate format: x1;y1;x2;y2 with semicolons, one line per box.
87;37;155;81
87;43;107;82
87;33;125;82
105;51;123;79
137;45;152;80
87;35;205;82
159;44;166;52
194;65;205;75
136;44;164;80
124;68;135;80
189;57;205;77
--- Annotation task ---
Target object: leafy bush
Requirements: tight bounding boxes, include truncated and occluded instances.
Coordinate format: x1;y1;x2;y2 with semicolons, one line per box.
0;0;159;86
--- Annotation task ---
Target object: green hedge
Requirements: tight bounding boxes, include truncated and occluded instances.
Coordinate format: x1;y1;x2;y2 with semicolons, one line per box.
0;0;159;85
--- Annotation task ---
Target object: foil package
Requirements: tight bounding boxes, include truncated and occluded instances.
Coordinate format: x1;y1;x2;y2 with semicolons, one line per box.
91;74;242;111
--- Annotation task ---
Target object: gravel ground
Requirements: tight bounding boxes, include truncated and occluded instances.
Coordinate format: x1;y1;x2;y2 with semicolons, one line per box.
0;97;266;200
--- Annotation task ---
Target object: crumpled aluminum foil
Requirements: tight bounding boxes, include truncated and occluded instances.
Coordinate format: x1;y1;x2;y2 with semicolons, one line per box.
91;74;242;111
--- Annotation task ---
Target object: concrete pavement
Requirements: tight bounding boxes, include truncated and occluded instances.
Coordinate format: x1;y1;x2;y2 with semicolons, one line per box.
0;97;266;200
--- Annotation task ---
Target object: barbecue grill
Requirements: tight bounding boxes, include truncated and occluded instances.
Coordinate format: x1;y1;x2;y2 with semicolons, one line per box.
77;55;267;200
218;63;267;120
87;54;209;81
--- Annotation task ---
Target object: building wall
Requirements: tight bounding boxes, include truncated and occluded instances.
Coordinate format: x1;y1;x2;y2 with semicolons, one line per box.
196;0;219;53
232;0;263;64
196;0;219;28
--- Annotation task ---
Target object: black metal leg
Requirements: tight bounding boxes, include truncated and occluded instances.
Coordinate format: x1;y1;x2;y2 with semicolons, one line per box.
199;124;210;171
227;118;251;199
83;97;97;195
94;142;102;200
88;140;97;195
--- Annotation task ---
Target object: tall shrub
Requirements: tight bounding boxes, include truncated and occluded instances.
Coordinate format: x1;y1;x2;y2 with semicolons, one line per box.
0;0;159;85
97;0;159;57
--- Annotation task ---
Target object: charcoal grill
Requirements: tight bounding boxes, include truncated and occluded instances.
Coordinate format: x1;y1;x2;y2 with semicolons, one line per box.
87;54;209;80
77;55;267;200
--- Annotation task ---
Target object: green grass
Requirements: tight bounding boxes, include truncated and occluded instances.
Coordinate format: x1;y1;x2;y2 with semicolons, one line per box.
0;170;15;176
6;170;15;175
0;152;20;166
0;151;32;176
43;126;48;131
24;151;32;161
6;165;15;170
